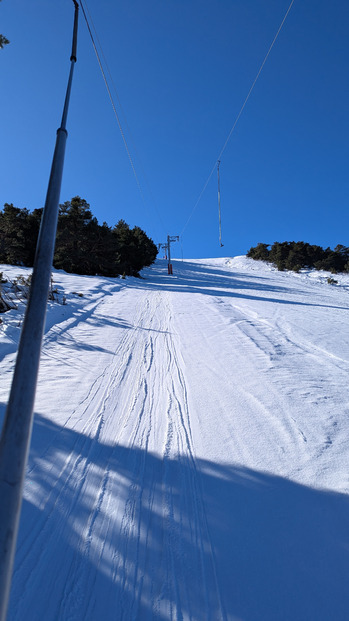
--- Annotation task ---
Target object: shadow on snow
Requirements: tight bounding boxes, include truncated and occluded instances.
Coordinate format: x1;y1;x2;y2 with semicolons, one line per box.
134;260;349;312
7;411;349;621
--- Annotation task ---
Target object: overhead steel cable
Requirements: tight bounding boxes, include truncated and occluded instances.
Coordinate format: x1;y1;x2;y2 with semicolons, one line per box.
79;2;141;191
79;0;167;236
180;0;295;237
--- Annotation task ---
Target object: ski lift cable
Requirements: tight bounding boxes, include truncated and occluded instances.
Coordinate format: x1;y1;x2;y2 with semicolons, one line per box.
81;0;167;235
79;0;166;235
180;0;295;238
216;0;295;164
79;2;137;185
81;0;129;124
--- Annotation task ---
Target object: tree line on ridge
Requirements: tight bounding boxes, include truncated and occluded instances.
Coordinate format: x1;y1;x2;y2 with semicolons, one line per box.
247;241;349;273
0;196;158;277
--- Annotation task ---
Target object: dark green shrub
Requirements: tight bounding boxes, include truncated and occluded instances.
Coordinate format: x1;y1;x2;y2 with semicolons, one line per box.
248;241;349;274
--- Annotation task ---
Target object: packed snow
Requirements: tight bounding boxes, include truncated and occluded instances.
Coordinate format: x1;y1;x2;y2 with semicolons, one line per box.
1;256;349;621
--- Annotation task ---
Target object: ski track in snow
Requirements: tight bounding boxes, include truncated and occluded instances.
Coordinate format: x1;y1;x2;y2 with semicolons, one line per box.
1;257;349;620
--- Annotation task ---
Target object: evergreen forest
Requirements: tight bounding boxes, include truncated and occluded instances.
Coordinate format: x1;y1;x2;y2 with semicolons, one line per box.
247;241;349;273
0;196;158;277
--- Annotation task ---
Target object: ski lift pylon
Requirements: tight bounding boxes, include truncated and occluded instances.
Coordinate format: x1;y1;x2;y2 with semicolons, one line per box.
217;160;223;247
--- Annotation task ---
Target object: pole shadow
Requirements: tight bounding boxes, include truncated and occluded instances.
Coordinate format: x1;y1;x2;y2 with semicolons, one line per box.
6;412;349;621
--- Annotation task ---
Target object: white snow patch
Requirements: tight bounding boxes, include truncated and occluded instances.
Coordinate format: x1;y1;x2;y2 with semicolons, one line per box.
1;258;349;620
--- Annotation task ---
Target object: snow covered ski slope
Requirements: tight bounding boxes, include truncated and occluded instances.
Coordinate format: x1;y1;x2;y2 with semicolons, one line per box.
1;256;349;620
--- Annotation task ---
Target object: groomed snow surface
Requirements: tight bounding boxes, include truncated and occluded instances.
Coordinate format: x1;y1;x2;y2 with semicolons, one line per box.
1;256;349;621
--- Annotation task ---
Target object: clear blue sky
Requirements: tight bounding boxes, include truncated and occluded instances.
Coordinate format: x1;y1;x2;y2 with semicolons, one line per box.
1;0;348;260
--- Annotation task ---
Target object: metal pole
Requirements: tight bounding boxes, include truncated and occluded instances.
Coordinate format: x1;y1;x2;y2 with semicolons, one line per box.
167;234;171;273
0;3;79;619
166;236;179;274
217;160;223;247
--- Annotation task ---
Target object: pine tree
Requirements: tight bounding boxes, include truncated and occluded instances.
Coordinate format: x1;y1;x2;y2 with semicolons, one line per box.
0;195;158;276
54;196;94;274
130;226;158;273
0;34;9;48
247;243;270;261
247;240;349;274
0;204;36;265
0;1;10;49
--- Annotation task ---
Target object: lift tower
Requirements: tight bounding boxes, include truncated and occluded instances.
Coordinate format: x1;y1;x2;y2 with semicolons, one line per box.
167;235;179;274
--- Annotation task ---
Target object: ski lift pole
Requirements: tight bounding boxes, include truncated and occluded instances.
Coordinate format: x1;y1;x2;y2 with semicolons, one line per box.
217;160;223;247
157;243;168;260
167;235;171;274
0;3;79;619
167;235;179;274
